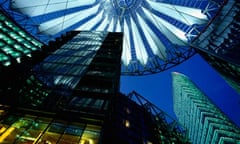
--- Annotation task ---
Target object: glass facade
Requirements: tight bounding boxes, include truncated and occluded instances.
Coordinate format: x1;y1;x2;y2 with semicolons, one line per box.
99;92;190;144
18;75;51;107
125;91;189;143
0;113;101;144
191;1;240;94
0;29;190;143
198;52;240;94
0;11;42;66
17;31;122;112
0;31;123;143
33;31;108;90
0;90;191;144
172;72;240;144
192;1;240;65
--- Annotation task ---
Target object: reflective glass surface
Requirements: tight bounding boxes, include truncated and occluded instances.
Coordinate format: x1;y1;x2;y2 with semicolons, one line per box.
0;114;101;143
0;12;43;66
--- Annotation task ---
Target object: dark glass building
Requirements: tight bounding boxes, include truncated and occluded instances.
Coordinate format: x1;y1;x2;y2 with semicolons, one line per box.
0;30;123;144
0;18;188;143
105;91;189;144
0;10;43;100
173;72;240;144
191;1;240;94
0;29;123;143
197;52;240;94
0;0;239;143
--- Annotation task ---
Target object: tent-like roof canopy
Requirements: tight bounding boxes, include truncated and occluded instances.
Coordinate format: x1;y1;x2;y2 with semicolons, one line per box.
0;0;225;75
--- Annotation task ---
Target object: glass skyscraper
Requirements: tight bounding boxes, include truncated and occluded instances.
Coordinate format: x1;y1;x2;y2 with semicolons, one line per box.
0;16;188;142
198;52;240;94
1;0;239;143
173;72;240;144
0;10;43;102
191;1;240;94
18;31;118;108
0;30;124;144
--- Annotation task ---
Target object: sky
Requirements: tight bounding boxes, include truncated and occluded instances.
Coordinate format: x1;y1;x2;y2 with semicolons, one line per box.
120;53;240;127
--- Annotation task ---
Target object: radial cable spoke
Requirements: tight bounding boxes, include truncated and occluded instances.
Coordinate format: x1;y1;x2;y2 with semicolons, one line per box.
0;0;224;75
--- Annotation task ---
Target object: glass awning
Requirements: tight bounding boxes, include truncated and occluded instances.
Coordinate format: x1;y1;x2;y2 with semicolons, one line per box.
0;0;225;75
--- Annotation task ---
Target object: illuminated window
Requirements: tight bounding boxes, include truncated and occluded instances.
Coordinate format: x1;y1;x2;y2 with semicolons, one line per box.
0;53;9;62
147;141;153;144
3;61;11;66
80;124;101;144
124;120;130;128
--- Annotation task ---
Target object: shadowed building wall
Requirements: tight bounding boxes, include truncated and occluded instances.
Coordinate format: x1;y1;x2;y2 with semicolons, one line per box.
191;1;240;94
0;27;189;143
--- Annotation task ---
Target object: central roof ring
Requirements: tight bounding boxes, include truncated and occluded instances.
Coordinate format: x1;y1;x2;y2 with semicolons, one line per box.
112;0;143;16
117;0;135;8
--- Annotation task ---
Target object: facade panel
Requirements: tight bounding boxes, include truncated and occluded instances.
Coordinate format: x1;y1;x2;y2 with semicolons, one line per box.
173;72;240;144
198;52;240;94
192;1;240;94
0;28;188;143
0;31;123;143
0;10;43;67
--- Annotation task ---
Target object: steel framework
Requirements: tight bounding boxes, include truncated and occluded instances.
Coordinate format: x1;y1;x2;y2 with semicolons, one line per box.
0;0;225;75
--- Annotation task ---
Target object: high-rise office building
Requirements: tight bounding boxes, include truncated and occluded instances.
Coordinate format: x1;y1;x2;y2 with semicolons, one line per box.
191;1;240;94
18;31;121;109
0;30;123;144
0;24;188;143
123;91;189;144
0;0;239;143
172;72;240;144
0;10;43;100
198;52;240;94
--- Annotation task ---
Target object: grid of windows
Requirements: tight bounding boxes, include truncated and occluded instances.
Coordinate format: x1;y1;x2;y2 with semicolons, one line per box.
33;31;108;90
205;53;240;94
173;72;240;144
0;31;125;143
0;12;42;66
0;114;101;143
19;75;51;107
68;97;108;111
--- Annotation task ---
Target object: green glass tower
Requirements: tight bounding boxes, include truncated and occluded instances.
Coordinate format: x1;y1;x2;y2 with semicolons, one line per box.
172;72;240;144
